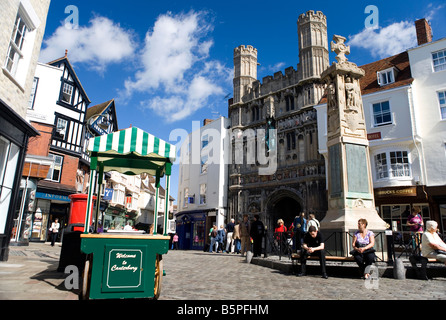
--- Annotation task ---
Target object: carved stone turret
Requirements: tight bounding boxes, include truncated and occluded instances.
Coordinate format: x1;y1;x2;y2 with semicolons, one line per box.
233;45;258;104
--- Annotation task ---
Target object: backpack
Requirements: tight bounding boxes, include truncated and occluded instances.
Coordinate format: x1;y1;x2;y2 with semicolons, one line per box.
211;229;218;238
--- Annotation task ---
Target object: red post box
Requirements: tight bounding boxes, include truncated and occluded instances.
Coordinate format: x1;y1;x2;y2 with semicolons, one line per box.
69;194;97;232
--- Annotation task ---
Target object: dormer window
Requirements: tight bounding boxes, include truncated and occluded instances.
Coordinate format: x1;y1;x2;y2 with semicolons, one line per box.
377;67;397;86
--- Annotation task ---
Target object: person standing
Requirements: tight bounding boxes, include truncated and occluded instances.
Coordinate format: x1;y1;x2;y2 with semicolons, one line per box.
297;226;328;279
225;219;235;253
250;215;265;257
209;225;218;253
240;214;251;256
233;220;241;254
407;206;424;249
172;233;179;250
49;218;60;247
293;212;307;251
217;225;226;253
307;214;320;231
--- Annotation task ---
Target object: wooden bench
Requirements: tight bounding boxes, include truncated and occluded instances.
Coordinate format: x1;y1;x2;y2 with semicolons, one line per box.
291;253;355;262
409;255;444;280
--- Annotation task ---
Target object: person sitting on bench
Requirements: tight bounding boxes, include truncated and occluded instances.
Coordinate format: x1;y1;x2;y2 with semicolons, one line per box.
351;218;376;279
422;220;446;265
297;226;328;279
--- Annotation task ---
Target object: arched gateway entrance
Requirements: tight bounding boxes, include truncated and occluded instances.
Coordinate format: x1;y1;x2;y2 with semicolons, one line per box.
265;190;303;231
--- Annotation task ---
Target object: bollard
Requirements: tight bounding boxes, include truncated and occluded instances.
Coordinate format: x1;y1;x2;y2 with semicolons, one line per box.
393;258;406;280
246;251;253;264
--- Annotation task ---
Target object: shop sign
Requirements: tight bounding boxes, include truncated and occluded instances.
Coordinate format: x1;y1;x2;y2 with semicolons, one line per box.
103;188;113;201
36;192;70;202
104;247;144;292
375;187;417;197
367;132;382;141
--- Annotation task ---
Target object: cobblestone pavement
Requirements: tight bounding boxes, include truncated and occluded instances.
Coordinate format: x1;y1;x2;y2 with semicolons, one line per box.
160;250;446;300
0;243;445;301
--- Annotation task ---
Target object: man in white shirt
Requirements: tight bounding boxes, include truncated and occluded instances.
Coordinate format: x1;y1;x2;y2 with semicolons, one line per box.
421;220;446;264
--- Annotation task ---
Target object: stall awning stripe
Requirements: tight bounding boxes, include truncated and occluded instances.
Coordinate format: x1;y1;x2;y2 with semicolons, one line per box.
87;127;176;161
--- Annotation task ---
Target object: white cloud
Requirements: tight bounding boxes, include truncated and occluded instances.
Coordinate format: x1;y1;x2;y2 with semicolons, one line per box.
123;11;232;122
349;21;418;59
39;16;136;72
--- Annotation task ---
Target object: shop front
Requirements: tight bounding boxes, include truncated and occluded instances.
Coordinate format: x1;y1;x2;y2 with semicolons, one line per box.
374;186;436;242
30;192;70;242
175;210;212;250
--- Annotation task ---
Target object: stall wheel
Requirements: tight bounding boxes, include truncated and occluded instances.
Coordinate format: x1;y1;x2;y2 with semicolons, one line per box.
80;255;92;300
153;254;163;300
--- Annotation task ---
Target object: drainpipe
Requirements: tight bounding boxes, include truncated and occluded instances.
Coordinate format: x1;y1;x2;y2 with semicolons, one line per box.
407;86;428;198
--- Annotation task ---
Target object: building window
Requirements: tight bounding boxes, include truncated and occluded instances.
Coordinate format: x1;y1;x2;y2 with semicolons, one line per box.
438;90;446;120
55;118;68;140
286;132;296;151
432;49;446;72
201;134;209;149
252;105;260;122
62;82;74;104
199;184;206;205
374;153;388;179
380;204;430;236
0;136;20;234
28;77;39;109
377;68;396;86
183;188;189;207
4;15;28;76
285;96;294;111
200;154;208;174
46;153;63;182
372;101;392;126
374;151;410;180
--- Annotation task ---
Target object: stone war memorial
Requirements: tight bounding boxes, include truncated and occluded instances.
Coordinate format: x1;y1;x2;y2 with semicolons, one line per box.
320;35;387;258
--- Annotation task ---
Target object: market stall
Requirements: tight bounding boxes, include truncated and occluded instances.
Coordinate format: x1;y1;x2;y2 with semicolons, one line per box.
80;127;176;300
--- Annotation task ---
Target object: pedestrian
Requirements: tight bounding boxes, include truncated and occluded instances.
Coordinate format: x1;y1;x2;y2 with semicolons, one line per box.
209;225;218;253
49;218;60;247
293;212;307;251
233;220;241;254
173;233;179;250
421;220;446;265
217;225;226;253
407;206;424;249
240;214;251;256
297;225;328;279
250;214;265;257
307;213;320;231
225;218;235;253
274;219;287;252
351;218;376;279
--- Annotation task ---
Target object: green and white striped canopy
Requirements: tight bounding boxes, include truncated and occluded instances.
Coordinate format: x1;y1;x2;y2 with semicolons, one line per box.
87;127;176;176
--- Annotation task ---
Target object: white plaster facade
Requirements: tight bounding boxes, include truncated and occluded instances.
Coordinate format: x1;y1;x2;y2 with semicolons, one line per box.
408;38;446;187
177;117;230;229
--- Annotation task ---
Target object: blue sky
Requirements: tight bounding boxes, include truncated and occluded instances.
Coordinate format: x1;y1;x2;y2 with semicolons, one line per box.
39;0;446;202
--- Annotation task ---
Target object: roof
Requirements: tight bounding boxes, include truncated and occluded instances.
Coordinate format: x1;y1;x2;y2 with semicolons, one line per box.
47;55;91;104
86;99;114;120
87;127;176;177
359;51;413;96
319;51;413;104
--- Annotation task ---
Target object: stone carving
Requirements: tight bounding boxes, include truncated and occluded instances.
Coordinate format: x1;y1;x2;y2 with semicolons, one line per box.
331;35;350;64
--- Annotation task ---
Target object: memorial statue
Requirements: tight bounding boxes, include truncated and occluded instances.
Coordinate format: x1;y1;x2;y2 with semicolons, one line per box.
331;35;350;64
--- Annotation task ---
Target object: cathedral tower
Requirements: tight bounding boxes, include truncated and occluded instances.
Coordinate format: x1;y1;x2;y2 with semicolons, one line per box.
297;11;329;80
233;45;258;104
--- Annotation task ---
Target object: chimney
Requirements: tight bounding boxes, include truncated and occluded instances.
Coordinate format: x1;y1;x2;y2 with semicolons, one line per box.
203;119;214;127
415;18;433;45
